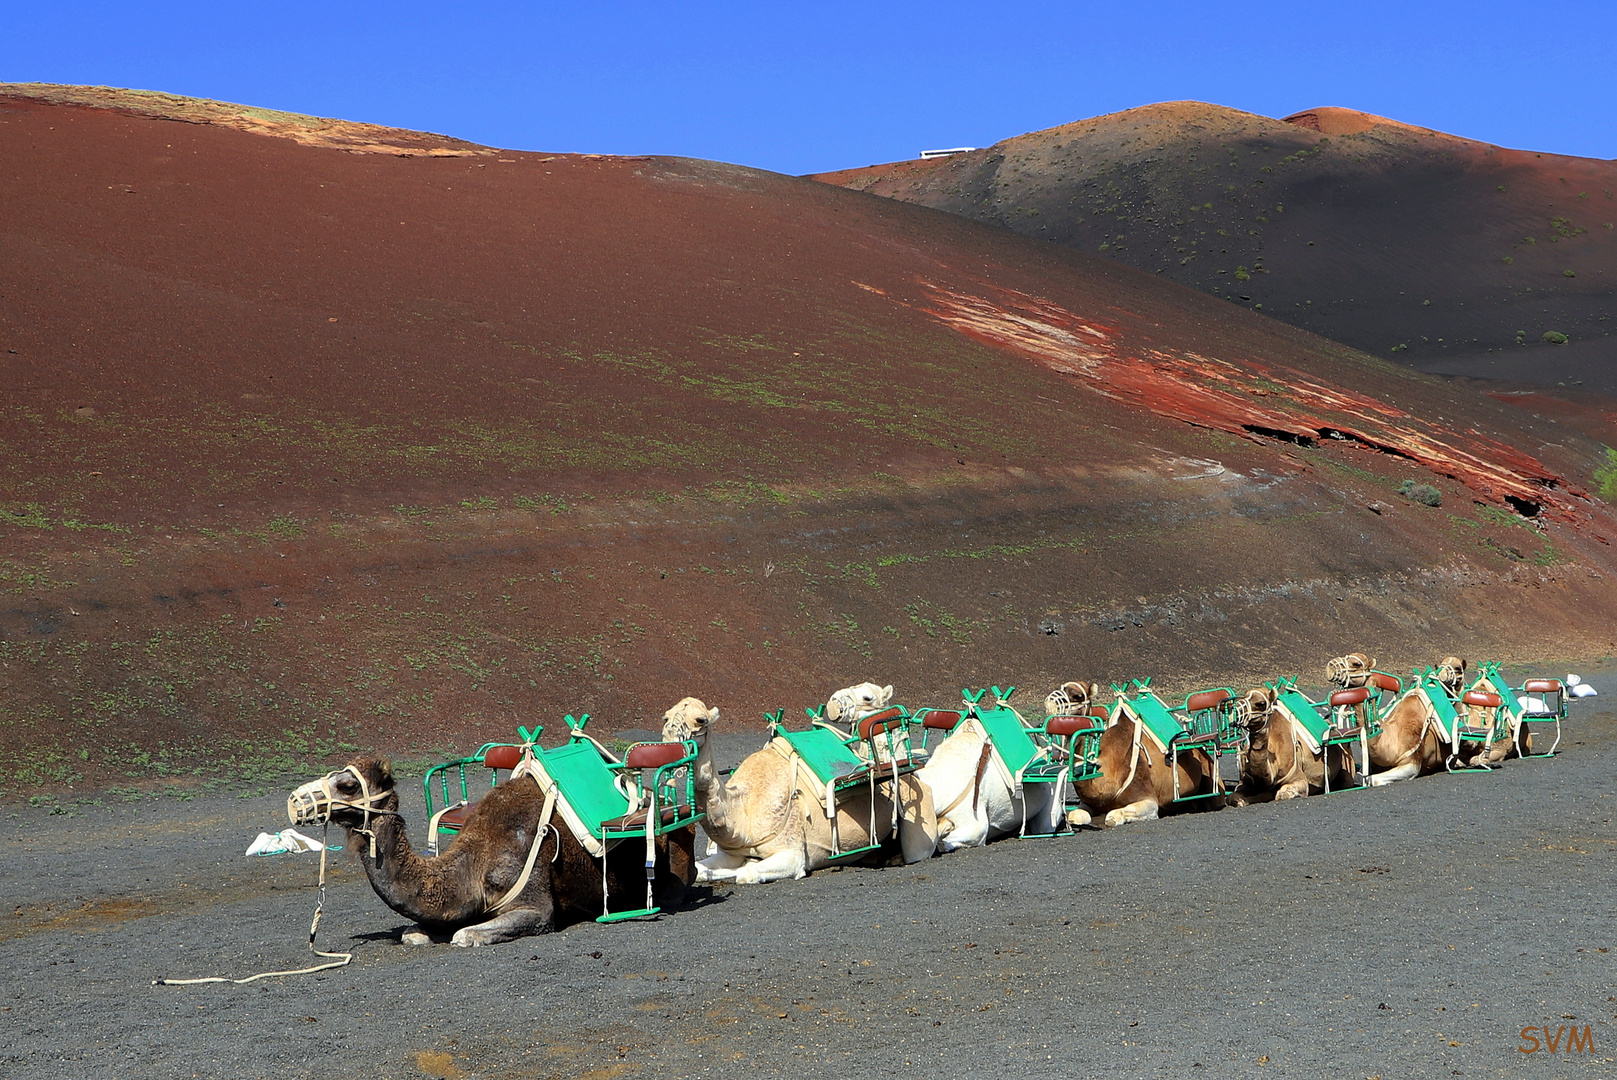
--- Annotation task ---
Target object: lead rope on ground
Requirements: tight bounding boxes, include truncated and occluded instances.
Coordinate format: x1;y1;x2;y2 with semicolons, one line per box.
154;823;353;986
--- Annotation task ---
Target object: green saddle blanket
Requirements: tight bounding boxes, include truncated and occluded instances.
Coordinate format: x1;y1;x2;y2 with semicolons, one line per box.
1119;691;1184;753
1275;689;1331;750
534;741;632;838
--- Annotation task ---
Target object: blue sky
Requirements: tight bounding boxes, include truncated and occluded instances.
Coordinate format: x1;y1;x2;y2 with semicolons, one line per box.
6;1;1614;175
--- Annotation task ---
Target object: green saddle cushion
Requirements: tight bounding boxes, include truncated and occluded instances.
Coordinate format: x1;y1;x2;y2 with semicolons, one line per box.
538;742;632;837
970;704;1040;775
778;727;866;786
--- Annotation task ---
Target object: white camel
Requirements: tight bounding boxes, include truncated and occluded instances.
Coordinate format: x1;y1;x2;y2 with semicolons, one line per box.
660;687;938;885
914;697;1071;851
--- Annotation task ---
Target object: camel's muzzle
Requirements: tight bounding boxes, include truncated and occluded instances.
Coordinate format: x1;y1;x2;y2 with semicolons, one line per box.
287;767;391;828
287;777;335;826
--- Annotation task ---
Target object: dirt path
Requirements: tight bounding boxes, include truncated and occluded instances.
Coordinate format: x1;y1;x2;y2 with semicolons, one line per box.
5;675;1616;1079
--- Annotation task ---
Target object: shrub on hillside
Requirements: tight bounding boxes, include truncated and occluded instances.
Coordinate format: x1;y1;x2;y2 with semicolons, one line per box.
1398;480;1442;507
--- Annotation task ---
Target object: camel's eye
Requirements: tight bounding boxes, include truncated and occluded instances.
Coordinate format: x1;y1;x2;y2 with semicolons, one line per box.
334;774;360;796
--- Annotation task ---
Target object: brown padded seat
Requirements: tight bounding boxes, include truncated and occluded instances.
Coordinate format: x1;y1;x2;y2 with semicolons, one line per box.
436;802;477;831
625;742;688;769
482;744;523;770
599;805;687;832
1330;687;1371;707
922;710;962;731
1523;679;1562;693
1045;715;1103;738
1369;672;1403;694
1185;690;1231;712
1462;690;1503;708
858;707;906;740
1087;705;1111;721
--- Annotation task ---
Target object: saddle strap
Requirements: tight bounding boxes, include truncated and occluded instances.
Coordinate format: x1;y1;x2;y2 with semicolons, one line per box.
489;782;559;915
1118;716;1147;795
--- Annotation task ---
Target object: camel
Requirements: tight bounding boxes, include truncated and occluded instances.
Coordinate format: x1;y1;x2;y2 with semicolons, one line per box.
1228;687;1355;803
915;695;1071;851
286;756;695;946
659;691;938;885
1326;653;1510;782
1044;681;1222;826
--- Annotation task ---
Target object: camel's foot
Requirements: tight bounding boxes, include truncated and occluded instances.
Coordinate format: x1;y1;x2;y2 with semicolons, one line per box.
402;926;433;946
1225;791;1250;808
695;849;749;883
1103;801;1159;827
1065;807;1092;828
1275;784;1309;801
729;849;808;884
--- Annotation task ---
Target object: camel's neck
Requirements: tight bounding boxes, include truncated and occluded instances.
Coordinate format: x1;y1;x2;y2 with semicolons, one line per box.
345;810;469;926
689;735;743;846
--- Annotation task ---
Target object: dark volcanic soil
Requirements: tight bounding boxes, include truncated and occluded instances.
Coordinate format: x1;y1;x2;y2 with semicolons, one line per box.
812;102;1617;386
2;671;1613;1079
1;86;1616;799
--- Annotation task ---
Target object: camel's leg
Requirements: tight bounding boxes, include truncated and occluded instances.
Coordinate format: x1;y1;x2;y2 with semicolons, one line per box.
896;782;940;862
1066;806;1093;827
450;905;554;947
729;847;808;885
1275;770;1311;800
1368;760;1421;786
1103;799;1160;826
694;847;749;883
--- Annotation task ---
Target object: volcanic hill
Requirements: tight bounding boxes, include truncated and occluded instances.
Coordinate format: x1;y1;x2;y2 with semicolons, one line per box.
2;85;1614;794
813;102;1617;390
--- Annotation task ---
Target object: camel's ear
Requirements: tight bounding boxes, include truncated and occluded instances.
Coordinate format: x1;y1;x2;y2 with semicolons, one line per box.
378;759;394;781
1087;682;1099;700
1266;688;1278;704
880;685;894;706
707;706;720;724
1368;657;1378;671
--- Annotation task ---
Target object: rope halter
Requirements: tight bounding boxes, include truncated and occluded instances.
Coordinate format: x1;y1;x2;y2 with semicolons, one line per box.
287;766;397;857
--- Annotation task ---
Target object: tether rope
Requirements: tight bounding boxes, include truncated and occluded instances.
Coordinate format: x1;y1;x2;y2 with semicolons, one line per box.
155;823;352;986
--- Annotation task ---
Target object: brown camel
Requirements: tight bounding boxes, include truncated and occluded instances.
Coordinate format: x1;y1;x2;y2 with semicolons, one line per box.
1327;653;1506;782
1228;687;1355;803
1045;681;1223;826
287;756;696;946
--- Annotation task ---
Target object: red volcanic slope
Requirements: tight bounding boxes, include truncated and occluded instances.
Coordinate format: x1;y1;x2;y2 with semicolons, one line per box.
1;86;1614;788
812;101;1617;382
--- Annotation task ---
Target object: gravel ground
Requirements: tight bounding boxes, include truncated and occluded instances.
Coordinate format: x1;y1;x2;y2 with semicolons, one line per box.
5;671;1616;1080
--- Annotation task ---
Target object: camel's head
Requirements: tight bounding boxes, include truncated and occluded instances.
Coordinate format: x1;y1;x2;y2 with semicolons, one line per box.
1325;653;1377;688
287;756;399;829
1234;687;1278;733
661;697;718;744
1045;681;1100;716
1434;656;1467;695
825;682;893;725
